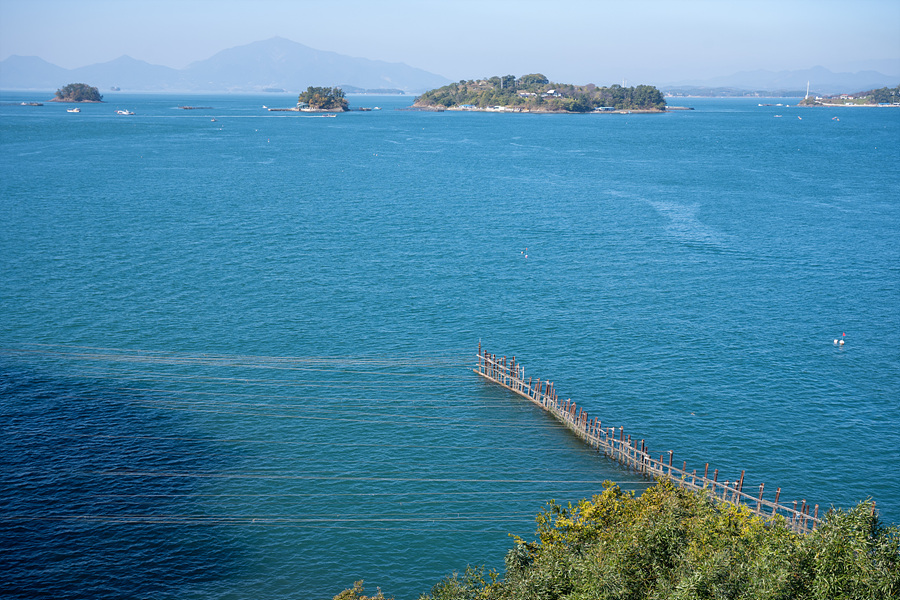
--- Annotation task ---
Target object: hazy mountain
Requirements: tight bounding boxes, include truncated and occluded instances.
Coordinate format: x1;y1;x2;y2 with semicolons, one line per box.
662;66;898;96
0;37;450;93
0;55;70;90
184;37;450;92
68;55;183;91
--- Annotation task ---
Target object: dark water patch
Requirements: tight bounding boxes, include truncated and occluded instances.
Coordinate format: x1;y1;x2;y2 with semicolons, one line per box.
0;358;243;598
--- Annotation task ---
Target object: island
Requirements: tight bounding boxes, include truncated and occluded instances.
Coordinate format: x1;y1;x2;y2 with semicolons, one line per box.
51;83;103;103
413;74;666;113
297;86;349;111
800;84;900;106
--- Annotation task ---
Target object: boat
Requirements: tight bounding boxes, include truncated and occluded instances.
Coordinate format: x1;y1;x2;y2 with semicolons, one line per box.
116;109;135;115
67;108;81;113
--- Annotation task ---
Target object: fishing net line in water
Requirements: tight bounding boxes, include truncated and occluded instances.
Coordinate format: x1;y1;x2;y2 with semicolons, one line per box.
1;342;651;535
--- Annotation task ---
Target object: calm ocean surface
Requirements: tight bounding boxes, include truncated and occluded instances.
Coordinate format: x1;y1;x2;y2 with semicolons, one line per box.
1;91;898;599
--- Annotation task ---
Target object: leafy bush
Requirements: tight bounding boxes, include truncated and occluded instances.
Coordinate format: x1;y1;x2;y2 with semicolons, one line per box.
333;580;391;600
413;480;899;600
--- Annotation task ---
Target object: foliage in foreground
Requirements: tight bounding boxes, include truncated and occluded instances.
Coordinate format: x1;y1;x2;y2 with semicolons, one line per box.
54;83;102;102
334;580;391;600
415;480;899;600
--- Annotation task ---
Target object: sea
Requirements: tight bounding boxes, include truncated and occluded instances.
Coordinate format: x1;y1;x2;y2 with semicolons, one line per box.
1;91;898;600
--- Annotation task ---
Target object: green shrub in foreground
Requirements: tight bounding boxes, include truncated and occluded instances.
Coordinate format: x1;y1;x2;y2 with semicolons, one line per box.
415;480;899;600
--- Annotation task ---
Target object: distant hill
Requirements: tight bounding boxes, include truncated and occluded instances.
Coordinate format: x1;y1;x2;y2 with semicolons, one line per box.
0;37;451;93
662;65;898;97
0;56;70;90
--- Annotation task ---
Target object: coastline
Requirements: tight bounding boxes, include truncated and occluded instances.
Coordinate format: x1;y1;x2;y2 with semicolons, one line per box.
420;104;666;114
803;102;900;107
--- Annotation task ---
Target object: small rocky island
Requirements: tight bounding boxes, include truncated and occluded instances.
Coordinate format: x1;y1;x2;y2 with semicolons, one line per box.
297;86;349;111
414;74;666;113
51;83;103;103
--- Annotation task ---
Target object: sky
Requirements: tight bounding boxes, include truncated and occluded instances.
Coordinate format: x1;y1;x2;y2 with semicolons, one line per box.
1;0;898;84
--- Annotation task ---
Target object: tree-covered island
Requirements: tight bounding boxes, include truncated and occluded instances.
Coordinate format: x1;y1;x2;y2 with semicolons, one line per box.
297;86;349;111
414;74;666;113
51;83;103;102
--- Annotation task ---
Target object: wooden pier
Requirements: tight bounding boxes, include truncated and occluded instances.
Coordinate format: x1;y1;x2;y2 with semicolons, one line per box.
476;344;828;534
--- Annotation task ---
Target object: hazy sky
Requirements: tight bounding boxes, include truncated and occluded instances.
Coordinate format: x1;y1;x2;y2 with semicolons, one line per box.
2;0;898;84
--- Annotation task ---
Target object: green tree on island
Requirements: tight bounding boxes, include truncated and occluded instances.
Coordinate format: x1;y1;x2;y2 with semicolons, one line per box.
54;83;102;102
414;75;666;112
298;86;349;111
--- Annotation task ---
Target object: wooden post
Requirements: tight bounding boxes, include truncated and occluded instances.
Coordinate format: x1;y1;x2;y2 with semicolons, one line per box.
475;348;826;536
641;442;646;473
756;483;765;515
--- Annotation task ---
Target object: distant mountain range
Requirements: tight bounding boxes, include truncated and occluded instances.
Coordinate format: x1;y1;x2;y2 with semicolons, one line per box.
0;37;452;94
661;66;898;97
1;37;896;97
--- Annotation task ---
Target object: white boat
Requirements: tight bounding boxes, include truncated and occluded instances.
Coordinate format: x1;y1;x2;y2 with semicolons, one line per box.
67;108;81;113
116;109;134;115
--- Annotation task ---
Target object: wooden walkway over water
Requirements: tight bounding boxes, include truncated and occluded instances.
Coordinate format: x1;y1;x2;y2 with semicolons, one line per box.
476;344;825;534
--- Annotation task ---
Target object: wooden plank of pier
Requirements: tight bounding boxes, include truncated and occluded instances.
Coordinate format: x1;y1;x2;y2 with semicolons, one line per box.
474;343;824;534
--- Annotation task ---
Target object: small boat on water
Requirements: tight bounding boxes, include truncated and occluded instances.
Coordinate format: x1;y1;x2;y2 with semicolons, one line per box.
67;108;81;113
116;109;135;115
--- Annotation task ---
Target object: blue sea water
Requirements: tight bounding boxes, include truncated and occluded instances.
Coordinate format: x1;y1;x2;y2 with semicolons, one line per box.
1;91;898;599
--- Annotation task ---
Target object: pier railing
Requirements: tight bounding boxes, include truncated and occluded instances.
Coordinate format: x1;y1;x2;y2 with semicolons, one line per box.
476;344;826;534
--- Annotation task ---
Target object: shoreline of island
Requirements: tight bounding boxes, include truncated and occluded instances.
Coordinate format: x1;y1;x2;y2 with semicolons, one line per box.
413;73;669;114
